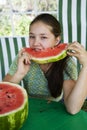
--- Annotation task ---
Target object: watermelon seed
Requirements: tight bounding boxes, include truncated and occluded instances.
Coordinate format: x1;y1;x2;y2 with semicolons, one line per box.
6;92;16;99
0;87;3;92
6;91;8;93
0;108;2;111
6;92;12;98
7;95;11;98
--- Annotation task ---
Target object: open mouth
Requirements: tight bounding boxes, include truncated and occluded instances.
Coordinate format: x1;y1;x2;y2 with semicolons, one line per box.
31;47;44;52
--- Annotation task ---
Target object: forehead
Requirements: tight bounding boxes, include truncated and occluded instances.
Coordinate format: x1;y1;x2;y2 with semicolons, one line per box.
29;21;52;34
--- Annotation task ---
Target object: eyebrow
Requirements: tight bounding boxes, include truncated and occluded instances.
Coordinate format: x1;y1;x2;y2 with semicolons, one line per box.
29;32;47;36
29;32;34;35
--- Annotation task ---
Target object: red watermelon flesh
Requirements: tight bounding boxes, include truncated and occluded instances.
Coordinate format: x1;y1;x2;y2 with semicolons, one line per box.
25;43;67;57
0;82;28;130
0;83;24;114
24;43;67;64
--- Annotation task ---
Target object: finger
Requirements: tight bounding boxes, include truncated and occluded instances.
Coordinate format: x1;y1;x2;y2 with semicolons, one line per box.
18;48;25;58
21;54;32;65
67;51;80;58
67;42;84;54
24;57;31;65
68;42;84;49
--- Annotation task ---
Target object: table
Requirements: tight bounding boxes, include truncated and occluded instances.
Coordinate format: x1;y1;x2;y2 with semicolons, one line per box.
21;98;87;130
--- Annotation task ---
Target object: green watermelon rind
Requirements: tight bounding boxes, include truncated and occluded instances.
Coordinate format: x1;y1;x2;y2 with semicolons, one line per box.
0;82;28;130
31;50;67;64
0;102;28;130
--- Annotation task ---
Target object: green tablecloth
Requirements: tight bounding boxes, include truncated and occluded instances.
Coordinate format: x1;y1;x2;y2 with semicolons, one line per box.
21;98;87;130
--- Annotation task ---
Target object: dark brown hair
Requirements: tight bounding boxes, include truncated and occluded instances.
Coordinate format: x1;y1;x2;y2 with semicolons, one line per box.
29;13;68;98
46;57;68;98
30;13;61;37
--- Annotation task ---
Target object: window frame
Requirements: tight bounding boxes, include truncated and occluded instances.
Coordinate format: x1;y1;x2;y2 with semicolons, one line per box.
0;0;58;36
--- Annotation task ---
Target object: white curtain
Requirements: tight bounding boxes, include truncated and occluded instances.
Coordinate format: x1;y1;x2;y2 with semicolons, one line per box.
57;0;87;72
57;0;87;48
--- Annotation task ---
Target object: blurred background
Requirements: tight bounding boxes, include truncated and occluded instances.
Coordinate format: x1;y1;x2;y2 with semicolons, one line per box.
0;0;58;36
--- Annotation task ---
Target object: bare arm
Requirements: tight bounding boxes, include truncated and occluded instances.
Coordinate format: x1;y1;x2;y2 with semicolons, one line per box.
3;73;24;84
63;42;87;114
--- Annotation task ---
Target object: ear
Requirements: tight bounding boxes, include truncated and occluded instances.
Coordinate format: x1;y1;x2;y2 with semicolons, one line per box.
56;36;61;44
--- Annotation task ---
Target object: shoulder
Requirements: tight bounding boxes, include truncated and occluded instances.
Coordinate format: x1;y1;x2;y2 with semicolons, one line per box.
63;57;78;80
66;56;76;66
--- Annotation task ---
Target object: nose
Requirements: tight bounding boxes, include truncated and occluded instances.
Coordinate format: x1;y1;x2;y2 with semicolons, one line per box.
33;37;40;46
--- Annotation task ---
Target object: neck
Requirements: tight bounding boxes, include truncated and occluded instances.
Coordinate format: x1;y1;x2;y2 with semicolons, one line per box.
40;63;52;73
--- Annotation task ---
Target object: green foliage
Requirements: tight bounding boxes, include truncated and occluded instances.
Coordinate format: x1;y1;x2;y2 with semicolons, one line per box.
15;15;31;36
0;0;57;36
0;15;12;36
38;0;56;11
0;14;31;36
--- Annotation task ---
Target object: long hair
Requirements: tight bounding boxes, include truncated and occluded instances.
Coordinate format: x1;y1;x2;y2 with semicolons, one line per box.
45;56;69;98
29;13;68;98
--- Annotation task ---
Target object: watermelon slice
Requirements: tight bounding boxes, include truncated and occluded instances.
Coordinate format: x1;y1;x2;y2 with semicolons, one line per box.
0;82;28;130
25;43;67;64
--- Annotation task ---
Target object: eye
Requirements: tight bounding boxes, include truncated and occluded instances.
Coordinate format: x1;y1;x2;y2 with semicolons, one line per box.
29;35;35;39
41;36;47;39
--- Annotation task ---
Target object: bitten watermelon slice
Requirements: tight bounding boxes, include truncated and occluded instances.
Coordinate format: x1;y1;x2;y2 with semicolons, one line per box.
0;82;28;130
25;43;67;64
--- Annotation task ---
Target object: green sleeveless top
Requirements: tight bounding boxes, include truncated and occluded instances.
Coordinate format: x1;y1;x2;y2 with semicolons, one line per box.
8;56;77;101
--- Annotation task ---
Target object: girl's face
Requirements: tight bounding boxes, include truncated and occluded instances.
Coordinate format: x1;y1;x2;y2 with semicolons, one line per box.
29;21;60;51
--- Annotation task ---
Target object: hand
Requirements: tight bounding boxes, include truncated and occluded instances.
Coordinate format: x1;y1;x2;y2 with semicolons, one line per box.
67;42;87;67
17;48;32;77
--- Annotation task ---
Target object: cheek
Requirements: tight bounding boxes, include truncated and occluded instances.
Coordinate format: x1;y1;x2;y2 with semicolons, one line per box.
45;40;56;48
42;42;55;49
42;43;49;48
29;39;34;48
